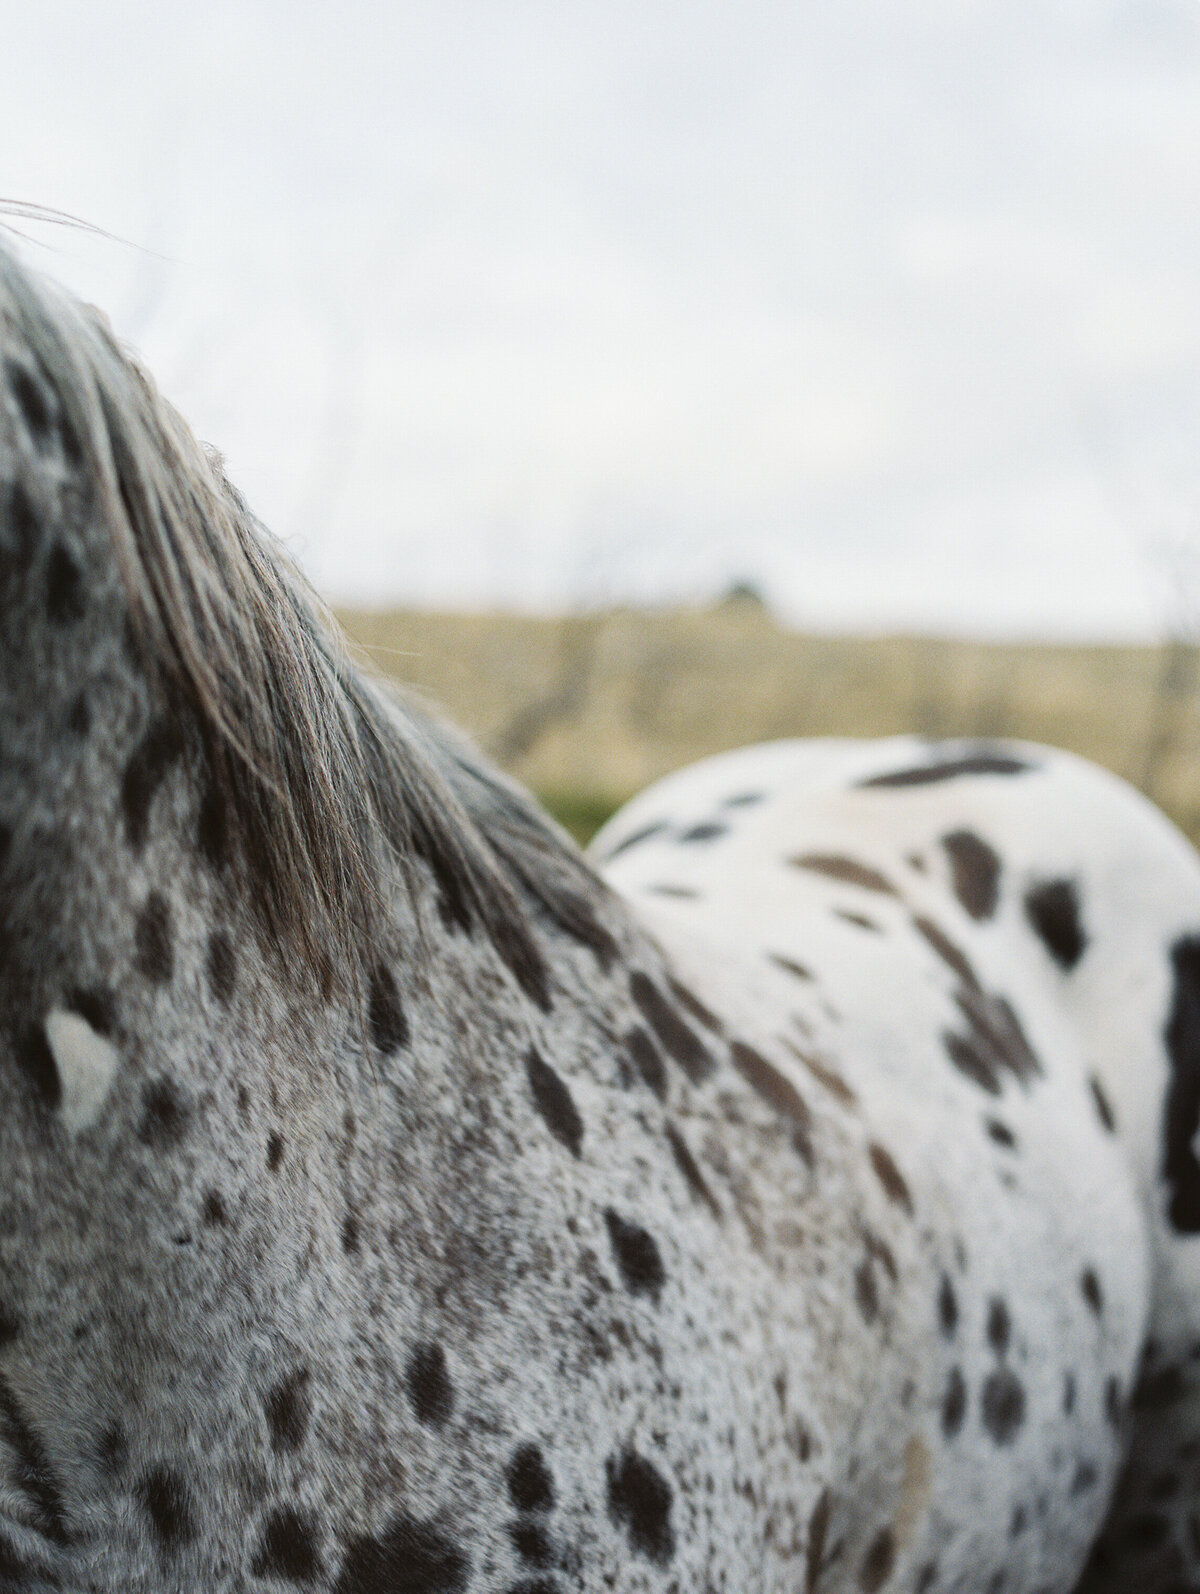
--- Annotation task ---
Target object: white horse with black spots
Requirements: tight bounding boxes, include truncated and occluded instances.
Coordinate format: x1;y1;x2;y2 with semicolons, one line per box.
0;236;1197;1592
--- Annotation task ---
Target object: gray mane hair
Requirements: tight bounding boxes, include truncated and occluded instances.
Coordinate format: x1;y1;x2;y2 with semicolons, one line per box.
0;238;613;1002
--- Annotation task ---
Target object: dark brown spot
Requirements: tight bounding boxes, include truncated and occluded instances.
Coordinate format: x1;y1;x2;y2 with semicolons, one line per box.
981;1368;1026;1444
666;976;723;1034
855;1257;879;1324
138;1465;193;1550
332;1514;469;1594
663;1123;721;1219
857;750;1034;788
941;830;1001;920
1080;1268;1103;1316
507;1520;552;1566
252;1508;321;1583
864;1228;897;1281
868;1143;913;1214
942;1367;967;1437
626;1026;667;1100
138;1078;189;1150
943;988;1041;1097
1162;935;1200;1231
987;1298;1011;1354
97;1420;126;1474
605;1447;674;1565
629;972;715;1085
264;1368;311;1453
134;892;174;984
1105;1375;1123;1427
507;1444;555;1513
912;915;981;991
860;1526;896;1591
938;1274;958;1337
406;1342;453;1427
1024;878;1087;970
791;854;897;895
603;1209;666;1299
525;1047;583;1158
769;952;814;981
805;1486;831;1594
679;821;727;843
779;1037;858;1107
1089;1076;1116;1133
66;691;90;736
1071;1461;1098;1495
730;1040;813;1164
599;821;668;862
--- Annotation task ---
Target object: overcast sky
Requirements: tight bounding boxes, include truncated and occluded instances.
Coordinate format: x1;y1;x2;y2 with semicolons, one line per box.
4;0;1200;638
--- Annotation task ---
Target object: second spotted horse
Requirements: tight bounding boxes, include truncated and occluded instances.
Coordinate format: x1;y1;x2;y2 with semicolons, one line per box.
0;236;1198;1591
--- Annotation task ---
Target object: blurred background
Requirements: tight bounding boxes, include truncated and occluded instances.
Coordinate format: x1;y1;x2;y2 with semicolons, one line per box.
5;0;1200;840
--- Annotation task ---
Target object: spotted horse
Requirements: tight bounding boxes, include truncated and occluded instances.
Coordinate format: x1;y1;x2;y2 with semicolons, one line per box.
1;241;1200;1594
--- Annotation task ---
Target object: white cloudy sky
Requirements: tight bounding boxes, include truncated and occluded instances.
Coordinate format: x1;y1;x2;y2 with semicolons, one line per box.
4;0;1200;637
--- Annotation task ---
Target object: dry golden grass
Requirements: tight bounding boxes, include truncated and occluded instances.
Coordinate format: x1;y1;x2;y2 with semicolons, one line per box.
337;602;1200;847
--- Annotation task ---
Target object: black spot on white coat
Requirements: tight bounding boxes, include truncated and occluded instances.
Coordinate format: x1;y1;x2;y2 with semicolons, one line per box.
603;1209;666;1299
525;1047;583;1158
138;1464;193;1550
1163;935;1200;1231
405;1342;454;1427
628;972;715;1085
252;1507;322;1582
941;830;1001;920
1024;878;1087;970
507;1444;555;1513
605;1447;674;1564
858;750;1035;788
264;1368;311;1452
333;1514;469;1594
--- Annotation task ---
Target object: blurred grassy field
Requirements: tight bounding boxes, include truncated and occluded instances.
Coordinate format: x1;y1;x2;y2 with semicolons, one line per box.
337;602;1200;849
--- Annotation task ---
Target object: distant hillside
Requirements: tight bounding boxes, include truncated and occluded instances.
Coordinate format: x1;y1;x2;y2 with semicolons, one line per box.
336;605;1200;847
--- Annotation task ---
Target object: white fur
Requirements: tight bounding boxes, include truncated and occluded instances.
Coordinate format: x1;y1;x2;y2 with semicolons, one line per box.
44;1010;119;1135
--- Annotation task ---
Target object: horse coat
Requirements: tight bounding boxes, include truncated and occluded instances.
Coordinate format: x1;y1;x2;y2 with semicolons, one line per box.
0;237;1198;1592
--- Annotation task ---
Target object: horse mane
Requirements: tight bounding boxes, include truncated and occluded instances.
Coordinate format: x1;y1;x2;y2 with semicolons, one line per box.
0;240;613;1002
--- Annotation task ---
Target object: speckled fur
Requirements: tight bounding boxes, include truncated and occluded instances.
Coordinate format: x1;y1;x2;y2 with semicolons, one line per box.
1;244;1200;1593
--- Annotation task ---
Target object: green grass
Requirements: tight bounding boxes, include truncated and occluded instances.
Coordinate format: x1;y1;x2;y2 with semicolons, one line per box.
536;789;624;847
